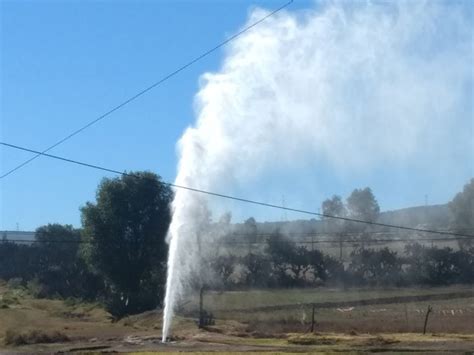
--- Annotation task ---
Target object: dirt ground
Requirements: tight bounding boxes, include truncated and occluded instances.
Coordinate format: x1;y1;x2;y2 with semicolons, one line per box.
2;325;474;354
1;282;473;354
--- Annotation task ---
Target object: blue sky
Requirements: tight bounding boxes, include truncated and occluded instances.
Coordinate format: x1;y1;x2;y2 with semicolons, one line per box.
1;0;472;231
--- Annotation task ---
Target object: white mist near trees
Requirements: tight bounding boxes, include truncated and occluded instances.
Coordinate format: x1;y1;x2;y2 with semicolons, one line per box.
162;1;472;340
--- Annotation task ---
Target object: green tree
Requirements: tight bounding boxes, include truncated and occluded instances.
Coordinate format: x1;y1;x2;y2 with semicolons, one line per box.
211;254;237;287
244;217;258;246
0;240;37;282
307;249;344;284
81;171;172;316
449;178;474;232
241;253;272;287
34;224;102;299
346;188;380;222
35;224;78;296
346;187;380;238
266;232;295;286
449;179;474;249
349;247;402;286
404;243;474;286
321;195;346;220
321;195;347;257
266;233;312;286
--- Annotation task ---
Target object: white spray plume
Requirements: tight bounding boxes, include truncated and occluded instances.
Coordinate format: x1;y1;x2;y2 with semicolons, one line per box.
162;1;472;340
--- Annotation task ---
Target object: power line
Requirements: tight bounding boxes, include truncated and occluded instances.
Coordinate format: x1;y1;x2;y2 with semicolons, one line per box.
231;229;474;237
4;229;472;238
2;141;474;239
4;236;472;245
0;0;293;180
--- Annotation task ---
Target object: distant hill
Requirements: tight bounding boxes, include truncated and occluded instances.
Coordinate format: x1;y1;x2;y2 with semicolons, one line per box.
378;204;451;229
234;204;452;235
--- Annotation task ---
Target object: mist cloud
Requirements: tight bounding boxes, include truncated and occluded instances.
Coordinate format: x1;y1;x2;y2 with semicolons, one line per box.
162;0;473;340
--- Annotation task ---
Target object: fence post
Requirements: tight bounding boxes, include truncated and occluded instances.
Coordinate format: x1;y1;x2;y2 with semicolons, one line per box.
310;304;315;333
423;305;433;334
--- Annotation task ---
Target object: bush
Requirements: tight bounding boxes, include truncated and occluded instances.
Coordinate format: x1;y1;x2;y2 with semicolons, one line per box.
241;253;273;287
405;243;474;285
0;225;107;303
0;292;20;309
6;278;23;289
348;248;403;286
26;278;47;298
5;329;69;346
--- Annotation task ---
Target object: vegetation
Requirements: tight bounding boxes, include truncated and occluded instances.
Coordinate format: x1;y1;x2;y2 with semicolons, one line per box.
0;178;472;321
0;171;172;318
81;171;173;316
5;329;69;346
346;187;380;223
449;178;474;232
206;182;473;289
210;238;473;288
1;280;473;351
449;179;474;249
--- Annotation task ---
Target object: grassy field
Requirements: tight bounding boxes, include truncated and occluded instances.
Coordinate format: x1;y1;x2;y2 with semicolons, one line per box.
182;286;474;334
1;280;473;353
192;286;472;309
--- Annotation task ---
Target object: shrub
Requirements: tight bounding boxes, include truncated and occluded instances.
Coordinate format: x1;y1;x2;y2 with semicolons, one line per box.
5;329;69;346
349;247;403;286
26;278;47;298
6;278;23;289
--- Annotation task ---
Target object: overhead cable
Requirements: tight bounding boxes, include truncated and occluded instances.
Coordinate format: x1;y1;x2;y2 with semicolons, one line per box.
0;0;293;179
2;141;473;239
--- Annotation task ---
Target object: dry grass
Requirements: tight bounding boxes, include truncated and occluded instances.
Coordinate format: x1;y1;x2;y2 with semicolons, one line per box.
189;285;473;311
181;285;474;334
5;329;69;346
130;354;271;355
0;282;158;348
1;280;473;353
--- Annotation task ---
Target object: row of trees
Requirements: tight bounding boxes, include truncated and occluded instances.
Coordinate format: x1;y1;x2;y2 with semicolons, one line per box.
1;174;472;317
0;172;172;317
321;187;380;226
209;236;474;288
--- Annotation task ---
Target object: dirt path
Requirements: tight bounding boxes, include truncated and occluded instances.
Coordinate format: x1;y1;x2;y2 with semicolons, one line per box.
5;331;474;354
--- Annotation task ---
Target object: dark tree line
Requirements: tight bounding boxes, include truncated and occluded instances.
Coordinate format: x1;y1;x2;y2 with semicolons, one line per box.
0;225;103;300
209;238;474;289
0;172;172;318
0;177;472;316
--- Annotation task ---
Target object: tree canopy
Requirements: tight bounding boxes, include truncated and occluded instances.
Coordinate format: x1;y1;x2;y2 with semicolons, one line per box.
81;171;173;316
346;187;380;223
35;224;84;297
449;178;474;232
322;195;346;218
